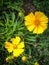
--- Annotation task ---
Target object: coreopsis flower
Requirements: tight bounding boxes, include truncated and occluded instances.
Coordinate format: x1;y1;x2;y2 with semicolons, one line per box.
34;62;39;65
24;11;48;34
5;36;25;57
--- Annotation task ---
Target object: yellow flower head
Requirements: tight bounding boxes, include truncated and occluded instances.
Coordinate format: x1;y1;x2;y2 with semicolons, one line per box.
34;62;39;65
24;11;48;34
22;56;27;62
5;36;25;57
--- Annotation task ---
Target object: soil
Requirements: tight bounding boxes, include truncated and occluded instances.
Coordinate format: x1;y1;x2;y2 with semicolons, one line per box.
22;0;36;15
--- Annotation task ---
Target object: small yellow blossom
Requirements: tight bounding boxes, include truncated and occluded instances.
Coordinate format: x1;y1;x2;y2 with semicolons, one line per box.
34;62;39;65
5;36;25;57
24;11;48;34
22;56;27;61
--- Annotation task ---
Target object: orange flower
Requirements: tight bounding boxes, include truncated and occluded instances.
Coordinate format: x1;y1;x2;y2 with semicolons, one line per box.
24;11;48;34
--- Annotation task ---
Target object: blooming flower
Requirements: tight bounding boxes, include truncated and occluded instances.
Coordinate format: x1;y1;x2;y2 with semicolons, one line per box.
34;62;39;65
5;36;25;57
24;11;48;34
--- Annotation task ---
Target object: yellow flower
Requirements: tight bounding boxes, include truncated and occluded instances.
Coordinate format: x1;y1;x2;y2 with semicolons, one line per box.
24;11;48;34
22;56;27;61
5;36;25;57
34;62;39;65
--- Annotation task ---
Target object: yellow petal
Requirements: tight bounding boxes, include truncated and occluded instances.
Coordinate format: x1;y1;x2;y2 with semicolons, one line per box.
18;42;25;48
15;36;21;44
35;11;48;23
11;38;17;44
5;41;13;53
5;41;12;49
33;27;38;34
37;26;44;34
7;47;13;53
25;21;33;26
33;26;44;34
40;14;48;24
27;25;35;31
13;49;24;57
25;12;35;22
40;23;48;31
35;11;45;19
11;36;21;45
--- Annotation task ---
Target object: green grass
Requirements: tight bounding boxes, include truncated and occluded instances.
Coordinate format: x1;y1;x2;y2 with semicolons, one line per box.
0;0;49;65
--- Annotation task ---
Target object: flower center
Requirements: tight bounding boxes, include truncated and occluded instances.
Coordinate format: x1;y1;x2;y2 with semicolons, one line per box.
13;44;17;49
34;19;40;26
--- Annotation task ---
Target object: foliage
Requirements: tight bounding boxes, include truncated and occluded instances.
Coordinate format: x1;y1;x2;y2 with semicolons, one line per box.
0;0;49;65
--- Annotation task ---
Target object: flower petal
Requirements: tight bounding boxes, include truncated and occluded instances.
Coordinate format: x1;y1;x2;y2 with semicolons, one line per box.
25;12;35;22
27;25;35;31
11;36;21;45
18;42;25;49
35;11;45;19
15;36;21;43
33;26;45;34
35;11;48;23
25;21;33;26
13;49;24;57
7;47;13;53
5;41;13;53
40;16;48;23
40;23;48;31
11;38;16;44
